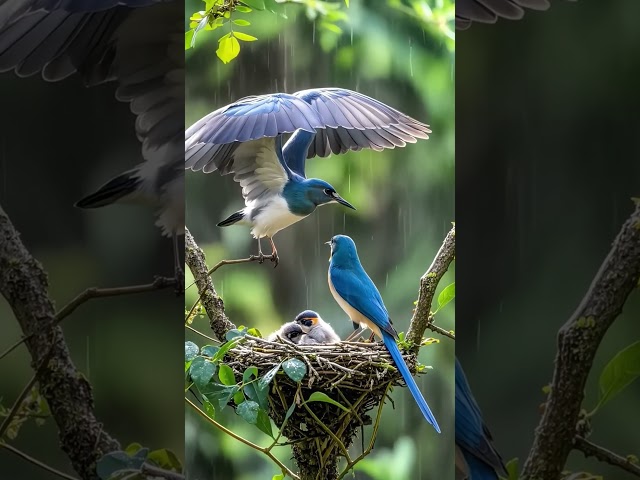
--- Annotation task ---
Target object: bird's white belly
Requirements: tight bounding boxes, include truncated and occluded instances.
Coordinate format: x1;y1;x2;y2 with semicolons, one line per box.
250;196;305;238
328;273;382;338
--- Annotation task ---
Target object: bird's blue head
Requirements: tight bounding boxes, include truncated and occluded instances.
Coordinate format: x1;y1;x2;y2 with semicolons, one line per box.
284;178;356;215
294;310;321;329
326;234;360;267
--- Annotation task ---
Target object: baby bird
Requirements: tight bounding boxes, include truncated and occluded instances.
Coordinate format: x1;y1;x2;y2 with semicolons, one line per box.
293;310;341;345
267;322;306;344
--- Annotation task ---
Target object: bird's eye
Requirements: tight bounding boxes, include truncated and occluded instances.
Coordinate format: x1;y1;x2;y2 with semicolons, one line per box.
323;188;335;197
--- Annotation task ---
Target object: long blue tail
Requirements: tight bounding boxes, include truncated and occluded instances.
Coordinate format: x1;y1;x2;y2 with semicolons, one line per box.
383;332;441;433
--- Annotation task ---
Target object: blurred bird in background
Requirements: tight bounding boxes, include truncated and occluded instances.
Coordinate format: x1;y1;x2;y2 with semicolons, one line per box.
456;0;575;29
327;234;441;433
185;88;431;266
0;0;185;286
455;358;507;480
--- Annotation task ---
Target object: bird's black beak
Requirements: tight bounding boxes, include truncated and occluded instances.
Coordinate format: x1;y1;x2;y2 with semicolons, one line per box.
334;194;356;210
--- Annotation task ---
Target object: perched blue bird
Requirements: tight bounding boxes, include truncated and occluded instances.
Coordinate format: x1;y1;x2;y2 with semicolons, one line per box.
185;88;431;265
455;357;507;480
326;234;440;432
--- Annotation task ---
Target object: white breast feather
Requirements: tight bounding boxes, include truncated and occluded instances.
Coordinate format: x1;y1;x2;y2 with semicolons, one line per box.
328;272;382;338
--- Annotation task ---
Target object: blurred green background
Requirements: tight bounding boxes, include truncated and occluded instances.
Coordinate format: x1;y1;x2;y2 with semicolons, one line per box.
0;63;183;477
185;0;455;479
457;0;640;478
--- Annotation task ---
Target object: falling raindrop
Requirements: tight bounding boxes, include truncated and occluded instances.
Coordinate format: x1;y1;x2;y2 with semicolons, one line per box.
409;38;414;78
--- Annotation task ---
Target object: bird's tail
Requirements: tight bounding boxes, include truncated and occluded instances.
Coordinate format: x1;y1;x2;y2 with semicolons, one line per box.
463;452;501;480
383;333;441;433
217;210;245;227
75;169;142;208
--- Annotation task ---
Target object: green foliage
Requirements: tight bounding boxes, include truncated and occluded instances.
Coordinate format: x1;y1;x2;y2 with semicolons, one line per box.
502;458;520;480
96;444;182;480
185;340;313;440
305;392;349;412
282;358;307;382
353;436;416;480
433;281;455;314
592;340;640;413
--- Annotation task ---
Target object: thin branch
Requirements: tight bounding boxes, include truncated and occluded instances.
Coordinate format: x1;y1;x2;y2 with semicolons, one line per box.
140;463;186;480
0;205;119;479
522;201;640;479
0;276;176;362
0;443;80;480
574;436;640;478
184;227;236;342
0;374;38;439
406;224;456;346
185;397;300;480
186;256;275;290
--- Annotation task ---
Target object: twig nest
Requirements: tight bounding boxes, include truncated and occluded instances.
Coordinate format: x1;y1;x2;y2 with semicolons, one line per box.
224;336;420;445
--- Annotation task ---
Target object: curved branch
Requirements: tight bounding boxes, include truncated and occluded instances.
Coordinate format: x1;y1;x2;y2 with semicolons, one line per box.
574;436;640;478
184;227;235;342
522;201;640;479
406;224;456;346
0;205;119;479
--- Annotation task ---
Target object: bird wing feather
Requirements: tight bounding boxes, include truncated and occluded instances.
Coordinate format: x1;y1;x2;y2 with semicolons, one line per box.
455;358;507;476
329;265;396;338
455;0;557;30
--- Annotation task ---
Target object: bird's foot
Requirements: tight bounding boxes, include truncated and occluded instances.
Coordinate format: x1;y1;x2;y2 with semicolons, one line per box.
173;266;185;295
250;253;267;264
268;253;279;268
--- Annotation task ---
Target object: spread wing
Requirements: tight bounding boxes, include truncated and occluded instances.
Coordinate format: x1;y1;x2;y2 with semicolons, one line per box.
186;137;289;205
455;0;571;30
293;87;431;161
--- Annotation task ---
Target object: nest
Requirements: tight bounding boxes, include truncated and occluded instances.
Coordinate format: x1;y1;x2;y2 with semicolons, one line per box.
223;336;422;475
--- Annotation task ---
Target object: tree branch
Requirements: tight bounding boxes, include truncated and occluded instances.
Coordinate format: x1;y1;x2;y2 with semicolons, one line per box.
184;227;235;342
0;205;119;479
406;224;456;346
0;443;80;480
522;202;640;479
574;436;640;478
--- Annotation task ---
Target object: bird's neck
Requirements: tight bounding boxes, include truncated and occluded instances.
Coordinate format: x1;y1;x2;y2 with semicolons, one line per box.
282;179;317;216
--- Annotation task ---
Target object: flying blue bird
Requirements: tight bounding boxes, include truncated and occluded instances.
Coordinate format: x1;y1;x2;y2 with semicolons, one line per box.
185;88;431;265
0;0;184;284
326;234;440;432
455;357;507;480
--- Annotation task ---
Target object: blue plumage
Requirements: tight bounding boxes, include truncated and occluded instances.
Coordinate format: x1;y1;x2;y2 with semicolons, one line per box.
327;234;440;433
186;87;431;264
455;358;506;479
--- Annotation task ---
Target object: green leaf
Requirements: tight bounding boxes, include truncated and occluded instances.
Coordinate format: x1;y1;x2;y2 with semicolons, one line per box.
283;401;296;424
201;345;219;357
504;457;519;480
282;358;307;382
147;448;182;472
435;282;455;313
218;363;236;386
247;327;262;337
185;341;199;361
185;29;194;50
236;5;252;13
233;31;258;42
320;22;343;34
595;340;640;412
258;363;282;390
243;366;258;383
225;329;246;341
306;392;349;412
256;408;274;438
124;443;143;455
96;450;147;479
232;19;251;26
344;0;349;6
272;475;285;480
241;0;265;10
233;390;245;405
237;400;259;424
189;357;217;390
213;336;242;362
203;400;216;419
216;35;240;64
201;383;239;411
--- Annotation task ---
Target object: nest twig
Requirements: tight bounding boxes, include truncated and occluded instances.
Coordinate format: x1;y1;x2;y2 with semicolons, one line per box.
222;336;425;479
